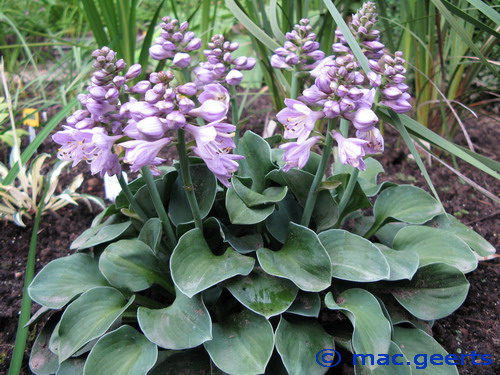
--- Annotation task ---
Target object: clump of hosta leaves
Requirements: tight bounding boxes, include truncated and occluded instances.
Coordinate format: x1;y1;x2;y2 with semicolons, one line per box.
27;131;495;375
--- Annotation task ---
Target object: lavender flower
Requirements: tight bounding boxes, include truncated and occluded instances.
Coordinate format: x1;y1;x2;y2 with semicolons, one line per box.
279;136;320;171
332;131;368;170
121;138;171;172
194;35;256;86
270;19;325;72
149;17;202;67
356;127;384;154
276;99;324;142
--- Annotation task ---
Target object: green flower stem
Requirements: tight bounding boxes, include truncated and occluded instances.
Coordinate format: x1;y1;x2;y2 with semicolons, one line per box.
300;120;335;227
290;70;299;99
337;167;359;220
363;219;383;240
176;129;203;230
8;179;49;375
141;167;177;250
118;173;148;222
230;85;240;146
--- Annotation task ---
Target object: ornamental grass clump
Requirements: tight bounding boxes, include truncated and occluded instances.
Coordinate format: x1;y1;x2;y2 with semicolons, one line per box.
27;4;495;375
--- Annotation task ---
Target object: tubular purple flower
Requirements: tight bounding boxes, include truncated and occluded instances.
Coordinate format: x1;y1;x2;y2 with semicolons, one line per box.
136;117;167;139
177;82;197;96
279;136;320;171
188;100;228;122
121;138;171;172
130;80;151;94
349;107;379;131
125;64;142;80
198;83;230;105
173;52;191;68
276;99;325;142
271;55;290;69
332;131;368;170
225;70;243;86
356;127;384;154
149;44;171;60
165;111;187;129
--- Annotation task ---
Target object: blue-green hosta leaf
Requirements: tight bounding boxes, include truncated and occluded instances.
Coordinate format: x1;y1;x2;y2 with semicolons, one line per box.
373;185;443;227
221;224;264;254
427;213;496;257
138;218;162;253
257;223;332;292
28;253;109;309
170;228;255;297
354;341;411;375
57;287;134;362
138;290;212;349
99;239;167;292
72;221;134;250
226;187;275;225
286;291;321;317
169;164;216;225
266;169;313;206
29;314;59;375
226;268;298;318
236;131;276;192
265;193;303;243
319;230;390;282
232;176;288;207
275;317;335;375
374;222;408;247
204;310;274;375
149;350;219;375
325;289;391;368
56;357;85;375
393;327;459;375
83;326;157;375
393;226;478;273
375;243;419;281
389;263;469;320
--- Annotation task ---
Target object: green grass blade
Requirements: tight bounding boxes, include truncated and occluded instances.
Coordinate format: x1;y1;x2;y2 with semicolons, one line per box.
2;98;79;186
138;0;166;71
321;0;371;74
225;0;281;51
7;179;49;375
270;0;286;44
377;109;500;179
201;0;211;49
81;0;109;47
430;0;500;80
465;0;500;26
129;0;138;62
388;111;444;208
442;0;500;39
375;0;396;51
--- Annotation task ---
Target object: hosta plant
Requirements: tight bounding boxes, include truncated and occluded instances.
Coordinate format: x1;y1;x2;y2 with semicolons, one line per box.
27;5;495;375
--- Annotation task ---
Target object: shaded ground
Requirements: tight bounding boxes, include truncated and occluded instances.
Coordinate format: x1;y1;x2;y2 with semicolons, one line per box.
0;101;497;374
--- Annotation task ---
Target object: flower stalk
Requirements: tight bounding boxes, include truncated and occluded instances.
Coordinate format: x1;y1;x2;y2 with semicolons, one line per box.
117;173;148;222
230;85;240;145
141;167;177;249
176;129;203;230
300;119;335;226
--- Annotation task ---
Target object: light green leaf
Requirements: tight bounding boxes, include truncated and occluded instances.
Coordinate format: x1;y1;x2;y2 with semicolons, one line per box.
375;244;419;281
232;176;288;207
372;185;442;228
325;289;391;367
28;253;109;309
393;226;478;273
138;218;162;252
138;290;212;349
389;263;469;320
56;357;85;375
99;239;167;292
226;268;298;318
265;194;302;243
58;287;134;362
72;221;134;250
226;187;275;225
257;223;332;292
276;317;334;375
374;222;408;247
170;228;255;297
393;327;459;375
319;230;390;282
29;314;59;375
427;214;495;257
204;310;274;375
286;291;321;318
83;325;158;375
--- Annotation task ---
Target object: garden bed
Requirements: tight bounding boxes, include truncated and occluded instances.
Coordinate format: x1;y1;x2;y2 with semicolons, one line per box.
0;111;498;374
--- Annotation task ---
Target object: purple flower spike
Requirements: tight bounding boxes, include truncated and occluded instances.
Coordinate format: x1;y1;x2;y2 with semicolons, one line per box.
188;100;228;122
279;136;320;171
356;127;384;154
225;70;243;86
121;138;171;172
332;131;368;170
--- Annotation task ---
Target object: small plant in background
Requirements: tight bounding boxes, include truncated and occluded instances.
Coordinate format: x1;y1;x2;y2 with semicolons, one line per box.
22;4;496;375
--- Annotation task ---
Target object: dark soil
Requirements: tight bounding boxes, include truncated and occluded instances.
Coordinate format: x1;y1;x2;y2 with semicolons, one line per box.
0;101;497;374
